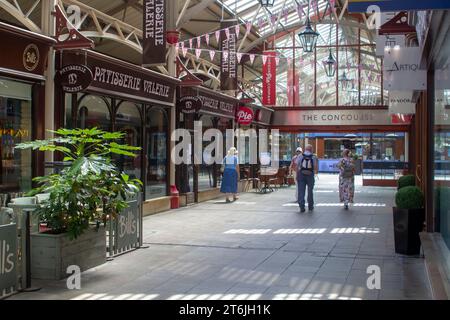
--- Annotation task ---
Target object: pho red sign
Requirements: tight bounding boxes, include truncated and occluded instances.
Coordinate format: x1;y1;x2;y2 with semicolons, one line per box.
236;106;254;125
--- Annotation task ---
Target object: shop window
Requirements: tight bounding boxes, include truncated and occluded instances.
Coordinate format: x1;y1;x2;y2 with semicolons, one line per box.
0;78;32;197
146;107;168;199
77;95;112;131
115;102;142;181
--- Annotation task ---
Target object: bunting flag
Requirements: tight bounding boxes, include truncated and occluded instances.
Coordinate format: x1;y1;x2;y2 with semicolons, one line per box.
209;50;215;61
195;48;201;59
249;54;255;64
205;33;210;45
257;17;264;29
270;14;278;28
246;22;252;34
181;42;185;49
236;52;243;63
196;37;201;48
262;55;268;65
296;4;303;20
330;0;336;12
189;38;193;49
235;25;240;38
175;42;179;50
215;30;220;42
182;47;188;57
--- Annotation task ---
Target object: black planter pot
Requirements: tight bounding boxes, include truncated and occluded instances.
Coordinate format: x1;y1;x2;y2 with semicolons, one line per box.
393;207;425;255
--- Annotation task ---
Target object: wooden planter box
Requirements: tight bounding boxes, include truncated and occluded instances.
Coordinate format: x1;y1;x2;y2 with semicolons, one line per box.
31;226;106;280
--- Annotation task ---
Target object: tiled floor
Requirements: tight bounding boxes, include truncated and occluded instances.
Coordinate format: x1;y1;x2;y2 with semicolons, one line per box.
9;175;432;300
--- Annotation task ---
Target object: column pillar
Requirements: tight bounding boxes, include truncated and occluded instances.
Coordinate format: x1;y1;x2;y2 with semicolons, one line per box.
167;0;179;204
41;0;57;172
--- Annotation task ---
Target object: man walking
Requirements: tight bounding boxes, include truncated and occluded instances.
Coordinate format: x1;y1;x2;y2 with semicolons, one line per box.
296;144;318;212
290;147;302;202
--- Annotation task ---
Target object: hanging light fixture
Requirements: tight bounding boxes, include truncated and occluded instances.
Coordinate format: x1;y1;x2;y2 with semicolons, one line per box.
339;71;352;90
323;50;336;77
298;0;319;53
258;0;275;7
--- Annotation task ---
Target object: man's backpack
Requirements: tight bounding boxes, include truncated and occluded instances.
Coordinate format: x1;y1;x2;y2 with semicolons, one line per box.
300;154;314;175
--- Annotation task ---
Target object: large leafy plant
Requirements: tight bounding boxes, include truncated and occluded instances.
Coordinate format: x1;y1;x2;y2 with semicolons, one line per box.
15;128;142;239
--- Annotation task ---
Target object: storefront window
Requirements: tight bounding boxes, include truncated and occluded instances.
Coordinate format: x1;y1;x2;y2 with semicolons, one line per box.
115;102;142;181
0;78;32;197
435;63;450;249
198;115;215;191
77;94;112;131
146;107;168;199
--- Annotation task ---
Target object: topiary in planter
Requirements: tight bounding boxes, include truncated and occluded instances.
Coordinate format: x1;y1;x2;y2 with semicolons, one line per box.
395;186;424;209
397;175;415;190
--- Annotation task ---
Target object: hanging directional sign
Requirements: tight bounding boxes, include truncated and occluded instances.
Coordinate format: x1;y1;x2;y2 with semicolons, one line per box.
348;0;450;12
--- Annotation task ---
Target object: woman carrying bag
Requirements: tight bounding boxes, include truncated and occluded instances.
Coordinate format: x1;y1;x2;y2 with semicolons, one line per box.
220;147;239;202
338;149;356;210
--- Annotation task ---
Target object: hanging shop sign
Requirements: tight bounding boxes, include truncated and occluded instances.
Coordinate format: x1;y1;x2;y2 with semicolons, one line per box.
388;91;417;115
272;109;407;127
376;34;404;57
348;0;450;12
61;51;177;104
262;51;277;106
143;0;166;67
236;106;254;126
55;64;93;93
0;224;17;295
383;47;427;91
220;19;238;91
178;95;203;114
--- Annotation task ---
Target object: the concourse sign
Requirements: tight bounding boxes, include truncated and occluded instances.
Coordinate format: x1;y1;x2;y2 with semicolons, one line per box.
348;0;450;12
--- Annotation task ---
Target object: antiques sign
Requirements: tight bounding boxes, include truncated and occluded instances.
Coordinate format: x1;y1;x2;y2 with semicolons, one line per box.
143;0;166;66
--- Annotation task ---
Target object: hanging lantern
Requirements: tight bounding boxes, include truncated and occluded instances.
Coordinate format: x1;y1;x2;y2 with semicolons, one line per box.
323;50;336;77
339;71;351;90
298;18;319;53
258;0;275;7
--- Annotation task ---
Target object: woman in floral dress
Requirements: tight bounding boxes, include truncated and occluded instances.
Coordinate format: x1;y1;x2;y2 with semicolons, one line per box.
338;149;355;210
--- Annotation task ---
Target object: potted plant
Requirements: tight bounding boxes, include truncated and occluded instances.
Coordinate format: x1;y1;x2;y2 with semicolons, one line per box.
15;128;142;280
393;186;425;255
397;174;415;190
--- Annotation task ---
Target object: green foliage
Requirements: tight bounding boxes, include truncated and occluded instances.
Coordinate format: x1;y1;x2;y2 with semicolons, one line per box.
395;186;424;210
15;128;142;239
397;175;416;190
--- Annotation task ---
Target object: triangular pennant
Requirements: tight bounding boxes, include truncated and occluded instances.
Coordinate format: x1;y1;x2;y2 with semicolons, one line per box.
182;47;188;57
246;22;252;34
249;54;255;64
297;4;303;20
209;50;215;61
225;28;230;39
205;33;210;46
262;55;268;65
195;48;201;59
215;30;220;42
196;37;201;48
236;52;243;63
175;42;179;50
270;14;277;28
330;0;336;13
181;42;185;49
235;25;240;38
189;38;193;49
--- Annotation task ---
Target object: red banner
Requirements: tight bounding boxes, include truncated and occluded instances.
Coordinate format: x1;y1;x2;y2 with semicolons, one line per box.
287;69;299;106
262;51;277;106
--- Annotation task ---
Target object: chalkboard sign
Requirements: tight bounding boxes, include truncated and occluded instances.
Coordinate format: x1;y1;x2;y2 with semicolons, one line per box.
115;194;141;253
0;223;17;296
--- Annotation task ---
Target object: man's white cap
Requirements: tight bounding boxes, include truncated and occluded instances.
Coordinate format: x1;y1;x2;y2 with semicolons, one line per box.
296;147;303;152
